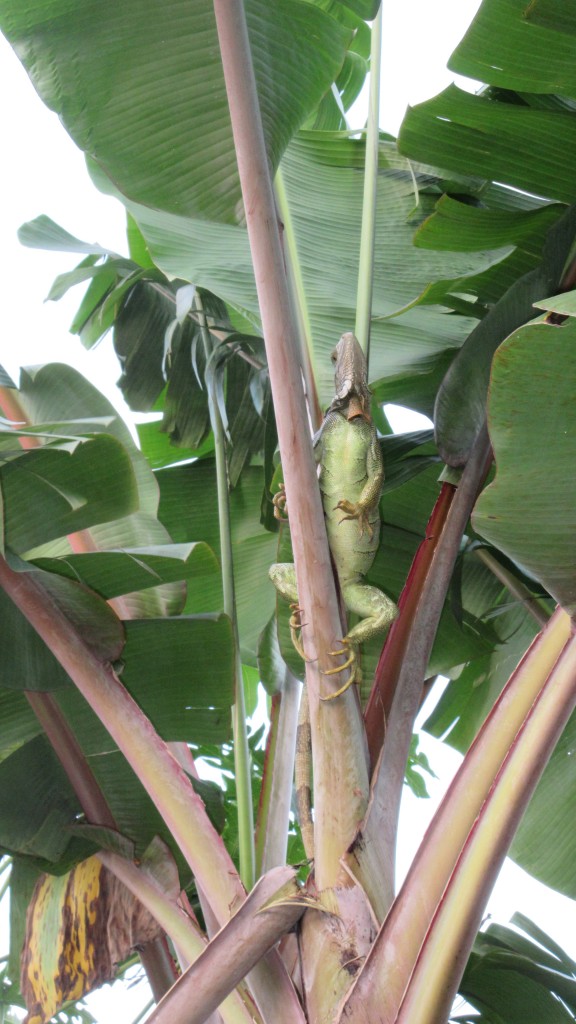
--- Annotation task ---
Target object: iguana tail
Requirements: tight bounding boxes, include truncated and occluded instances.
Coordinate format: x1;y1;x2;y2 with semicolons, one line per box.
295;688;314;860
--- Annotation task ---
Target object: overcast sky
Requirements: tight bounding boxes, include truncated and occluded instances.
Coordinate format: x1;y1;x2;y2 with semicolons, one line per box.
3;3;575;1021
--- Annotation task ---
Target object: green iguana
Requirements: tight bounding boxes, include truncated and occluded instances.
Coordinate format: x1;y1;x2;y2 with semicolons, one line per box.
269;331;398;696
269;332;398;858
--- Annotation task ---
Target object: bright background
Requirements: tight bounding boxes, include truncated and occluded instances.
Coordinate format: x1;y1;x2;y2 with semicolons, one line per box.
1;3;574;1021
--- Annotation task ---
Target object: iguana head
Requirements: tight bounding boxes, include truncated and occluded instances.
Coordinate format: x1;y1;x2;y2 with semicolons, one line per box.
329;332;372;421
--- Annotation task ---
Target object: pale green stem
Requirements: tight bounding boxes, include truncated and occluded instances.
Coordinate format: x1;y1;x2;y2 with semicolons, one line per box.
195;293;255;891
354;4;382;358
255;669;302;875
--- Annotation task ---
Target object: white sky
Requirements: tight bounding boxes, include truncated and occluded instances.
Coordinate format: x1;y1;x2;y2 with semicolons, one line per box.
2;3;575;1021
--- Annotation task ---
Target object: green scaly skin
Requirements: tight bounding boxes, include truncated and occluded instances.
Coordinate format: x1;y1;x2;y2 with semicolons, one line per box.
270;332;398;689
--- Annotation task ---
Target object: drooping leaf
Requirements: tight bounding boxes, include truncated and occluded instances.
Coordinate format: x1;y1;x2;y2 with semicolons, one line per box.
473;318;576;612
31;543;221;601
20;855;162;1024
399;85;576;206
434;205;576;464
0;436;139;554
449;0;576;95
17;215;116;257
136;417;214;470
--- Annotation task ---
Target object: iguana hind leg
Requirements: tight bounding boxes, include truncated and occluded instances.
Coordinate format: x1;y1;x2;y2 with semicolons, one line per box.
342;581;398;646
321;583;398;700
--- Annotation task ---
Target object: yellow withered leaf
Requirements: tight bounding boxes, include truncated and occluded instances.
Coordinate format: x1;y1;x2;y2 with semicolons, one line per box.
21;854;162;1024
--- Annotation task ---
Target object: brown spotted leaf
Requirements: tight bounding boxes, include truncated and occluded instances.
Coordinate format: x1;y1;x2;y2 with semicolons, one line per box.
21;854;162;1023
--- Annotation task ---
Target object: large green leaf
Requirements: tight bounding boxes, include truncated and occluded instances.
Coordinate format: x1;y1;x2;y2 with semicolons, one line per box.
118;616;234;741
449;0;576;95
157;461;277;664
92;135;511;413
433;205;576;464
0;566;123;692
0;436;138;553
399;85;576;205
0;0;350;223
473;319;576;612
459;914;576;1023
32;543;220;600
0;736;84;864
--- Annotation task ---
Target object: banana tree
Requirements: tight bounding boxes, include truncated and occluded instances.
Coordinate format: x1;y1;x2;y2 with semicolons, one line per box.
1;0;576;1022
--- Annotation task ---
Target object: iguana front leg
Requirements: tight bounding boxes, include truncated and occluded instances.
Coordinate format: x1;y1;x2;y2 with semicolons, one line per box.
268;563;311;661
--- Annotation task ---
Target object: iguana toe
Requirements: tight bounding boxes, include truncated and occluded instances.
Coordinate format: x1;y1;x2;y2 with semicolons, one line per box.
289;603;313;661
273;482;288;521
321;640;359;700
334;500;373;541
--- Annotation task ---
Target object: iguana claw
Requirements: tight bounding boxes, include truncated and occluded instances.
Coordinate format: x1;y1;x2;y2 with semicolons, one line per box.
334;499;373;541
321;639;358;700
273;482;288;521
289;603;313;661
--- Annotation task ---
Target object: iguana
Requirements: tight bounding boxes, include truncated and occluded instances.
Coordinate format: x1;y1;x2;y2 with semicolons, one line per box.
269;332;398;856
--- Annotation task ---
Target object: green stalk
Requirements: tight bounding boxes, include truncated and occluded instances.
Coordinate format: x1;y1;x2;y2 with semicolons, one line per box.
255;670;301;874
195;293;255;891
354;4;382;357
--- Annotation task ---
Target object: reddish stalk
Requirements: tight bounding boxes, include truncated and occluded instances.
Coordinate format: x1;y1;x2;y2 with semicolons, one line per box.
212;0;369;891
364;481;456;768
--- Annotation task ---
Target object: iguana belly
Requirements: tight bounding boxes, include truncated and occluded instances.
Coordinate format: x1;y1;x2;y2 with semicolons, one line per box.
317;413;380;584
